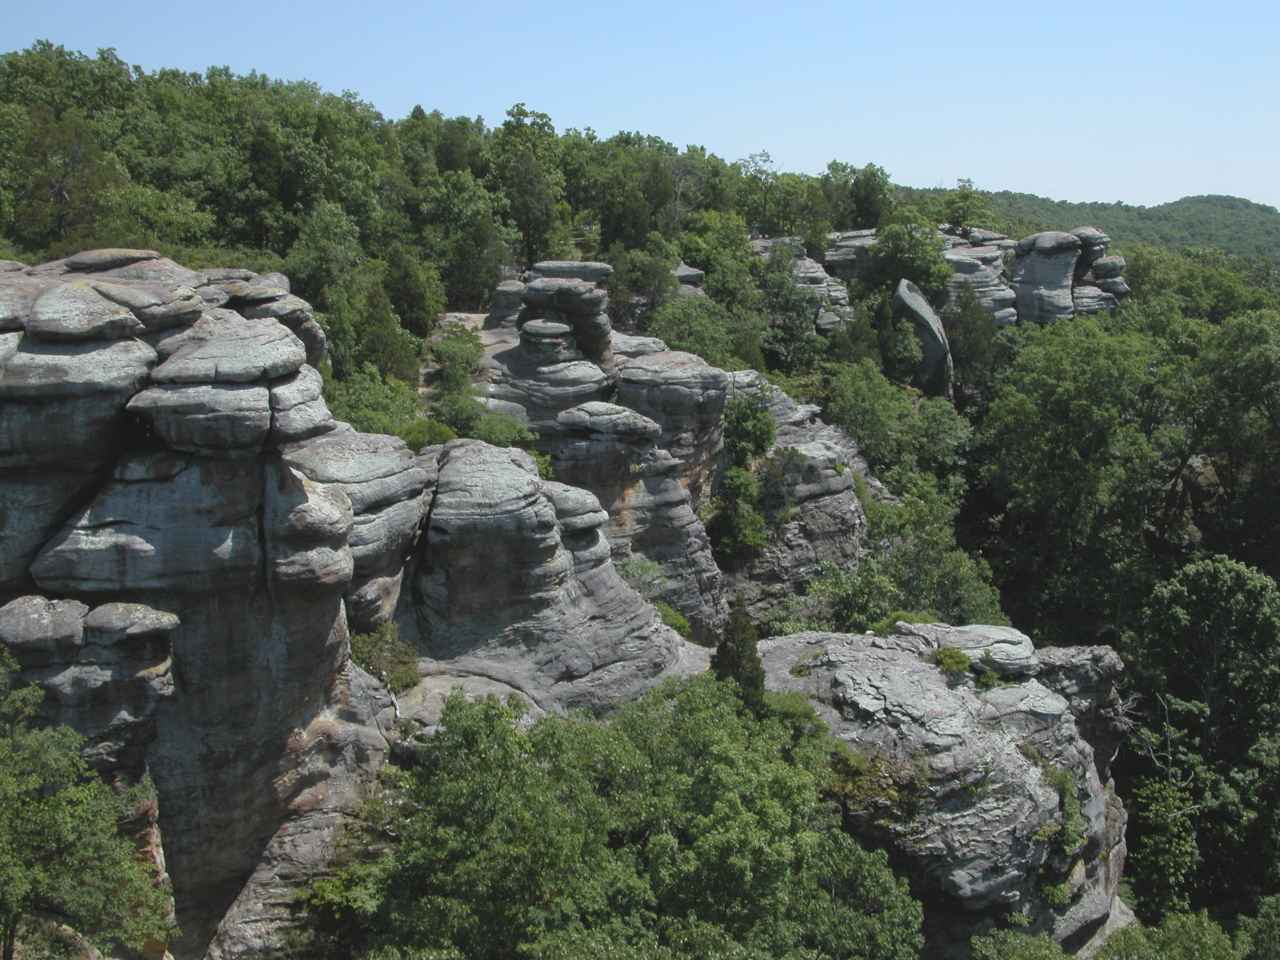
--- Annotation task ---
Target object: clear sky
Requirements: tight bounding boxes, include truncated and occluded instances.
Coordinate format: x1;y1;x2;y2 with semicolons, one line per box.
6;0;1279;209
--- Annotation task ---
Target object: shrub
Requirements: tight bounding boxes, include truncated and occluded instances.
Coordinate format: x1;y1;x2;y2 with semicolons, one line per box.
349;623;419;694
932;646;972;681
655;601;692;639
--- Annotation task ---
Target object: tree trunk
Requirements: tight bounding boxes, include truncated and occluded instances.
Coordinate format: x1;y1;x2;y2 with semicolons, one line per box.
3;920;17;960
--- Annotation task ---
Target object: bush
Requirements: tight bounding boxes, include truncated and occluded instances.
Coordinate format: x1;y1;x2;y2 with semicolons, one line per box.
722;392;776;468
349;623;419;694
932;646;972;681
655;601;692;639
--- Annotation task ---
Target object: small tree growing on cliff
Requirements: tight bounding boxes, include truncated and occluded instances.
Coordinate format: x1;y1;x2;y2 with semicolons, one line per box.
712;596;767;716
0;650;172;960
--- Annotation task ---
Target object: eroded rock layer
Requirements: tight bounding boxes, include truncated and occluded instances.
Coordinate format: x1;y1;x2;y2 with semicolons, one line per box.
762;625;1128;957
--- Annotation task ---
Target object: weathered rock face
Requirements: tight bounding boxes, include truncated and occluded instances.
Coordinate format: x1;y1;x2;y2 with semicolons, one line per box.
550;401;727;642
761;626;1129;957
822;225;1127;328
616;351;729;499
400;439;701;715
0;251;704;960
893;278;954;396
723;371;873;621
945;244;1019;326
1011;231;1083;324
751;236;855;335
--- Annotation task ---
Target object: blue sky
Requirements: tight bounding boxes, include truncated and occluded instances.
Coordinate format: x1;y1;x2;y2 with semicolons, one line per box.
7;0;1279;208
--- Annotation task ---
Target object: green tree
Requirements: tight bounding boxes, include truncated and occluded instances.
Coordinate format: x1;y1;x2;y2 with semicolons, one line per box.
849;163;893;229
301;676;922;960
0;652;172;960
861;207;951;302
711;598;766;716
489;103;565;265
941;178;992;232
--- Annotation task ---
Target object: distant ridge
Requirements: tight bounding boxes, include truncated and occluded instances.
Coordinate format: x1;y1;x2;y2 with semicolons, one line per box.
897;187;1280;262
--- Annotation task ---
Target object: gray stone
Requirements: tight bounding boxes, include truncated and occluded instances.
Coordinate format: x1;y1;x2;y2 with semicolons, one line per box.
0;470;99;589
1097;277;1131;298
893;278;953;395
610;332;668;357
896;622;1040;677
151;313;306;384
0;337;157;399
0;278;44;331
128;383;272;456
27;280;145;341
529;260;614;283
1073;285;1119;315
65;248;162;273
616;351;729;498
0;595;90;666
761;631;1127;954
1012;232;1083;324
673;261;705;286
1090;255;1126;280
32;454;263;594
269;366;336;444
91;280;205;330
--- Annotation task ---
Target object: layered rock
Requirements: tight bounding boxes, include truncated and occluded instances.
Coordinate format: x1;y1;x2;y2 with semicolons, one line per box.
723;371;872;620
751;236;855;335
945;244;1019;326
1011;231;1083;324
550;401;727;642
401;439;701;715
761;625;1128;956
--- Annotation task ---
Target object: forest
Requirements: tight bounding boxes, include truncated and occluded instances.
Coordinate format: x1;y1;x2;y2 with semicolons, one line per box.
4;40;1280;960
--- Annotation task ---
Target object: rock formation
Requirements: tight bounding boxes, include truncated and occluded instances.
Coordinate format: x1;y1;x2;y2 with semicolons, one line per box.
893;278;954;396
723;371;874;621
0;250;699;959
761;625;1129;957
1;248;1133;960
821;225;1128;328
751;236;856;335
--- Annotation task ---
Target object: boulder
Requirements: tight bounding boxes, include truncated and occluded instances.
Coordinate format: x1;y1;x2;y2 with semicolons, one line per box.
268;365;337;444
529;260;614;284
151;312;307;384
1073;285;1119;315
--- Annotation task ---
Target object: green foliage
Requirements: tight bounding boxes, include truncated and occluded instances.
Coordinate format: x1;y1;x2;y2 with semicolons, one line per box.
489;103;565;265
971;930;1068;960
757;246;826;373
1128;777;1200;921
826;359;971;477
1241;895;1280;960
707;467;769;569
1095;912;1243;960
0;651;173;959
711;598;766;716
607;230;679;325
324;363;442;449
860;207;952;302
932;646;971;681
349;623;420;695
300;675;923;960
645;296;765;371
722;393;776;468
654;602;692;640
849;163;894;230
941;179;994;232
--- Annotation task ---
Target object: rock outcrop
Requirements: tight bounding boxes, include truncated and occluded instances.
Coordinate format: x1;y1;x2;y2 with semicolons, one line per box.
822;225;1127;328
893;278;954;396
761;625;1129;956
751;236;855;335
0;251;701;960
